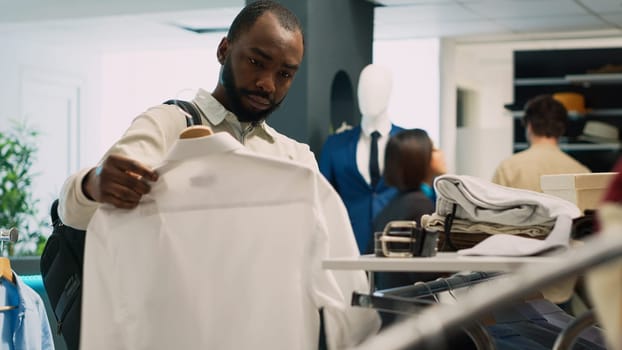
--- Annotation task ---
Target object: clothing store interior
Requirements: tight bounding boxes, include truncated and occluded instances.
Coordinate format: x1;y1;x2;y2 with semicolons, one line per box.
1;0;622;349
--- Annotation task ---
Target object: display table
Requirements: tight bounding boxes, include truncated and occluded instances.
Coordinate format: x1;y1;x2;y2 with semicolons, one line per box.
323;252;562;273
324;252;567;308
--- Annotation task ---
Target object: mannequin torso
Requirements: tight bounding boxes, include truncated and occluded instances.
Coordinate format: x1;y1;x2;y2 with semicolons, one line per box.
356;64;393;184
319;64;403;252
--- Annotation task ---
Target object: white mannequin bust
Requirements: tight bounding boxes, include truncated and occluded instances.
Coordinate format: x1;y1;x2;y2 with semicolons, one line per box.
355;64;394;185
358;64;392;131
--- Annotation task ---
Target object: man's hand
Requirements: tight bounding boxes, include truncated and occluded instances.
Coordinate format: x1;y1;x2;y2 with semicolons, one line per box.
82;154;159;209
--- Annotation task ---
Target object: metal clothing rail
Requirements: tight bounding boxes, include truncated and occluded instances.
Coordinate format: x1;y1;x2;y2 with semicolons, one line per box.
353;271;502;316
354;231;622;350
352;271;503;350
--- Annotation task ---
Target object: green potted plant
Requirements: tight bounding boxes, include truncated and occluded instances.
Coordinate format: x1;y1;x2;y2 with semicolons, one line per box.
0;121;46;256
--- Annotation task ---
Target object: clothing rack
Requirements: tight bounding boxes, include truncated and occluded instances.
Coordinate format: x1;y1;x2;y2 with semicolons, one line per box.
354;231;622;350
353;271;503;315
353;271;502;350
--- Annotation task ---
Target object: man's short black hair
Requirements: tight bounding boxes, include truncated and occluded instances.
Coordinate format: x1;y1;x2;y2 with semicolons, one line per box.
227;0;303;43
522;94;568;138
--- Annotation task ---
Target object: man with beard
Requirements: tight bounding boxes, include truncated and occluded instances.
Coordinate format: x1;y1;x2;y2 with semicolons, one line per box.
58;0;316;229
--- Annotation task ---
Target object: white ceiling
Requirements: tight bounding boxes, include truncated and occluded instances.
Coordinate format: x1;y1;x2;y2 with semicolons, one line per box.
0;0;621;49
373;0;622;40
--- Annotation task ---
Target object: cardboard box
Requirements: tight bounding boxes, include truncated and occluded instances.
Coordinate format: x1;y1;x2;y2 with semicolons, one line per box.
541;172;618;212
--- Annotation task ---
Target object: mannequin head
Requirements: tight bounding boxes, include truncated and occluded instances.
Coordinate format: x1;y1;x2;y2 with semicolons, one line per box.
357;64;392;124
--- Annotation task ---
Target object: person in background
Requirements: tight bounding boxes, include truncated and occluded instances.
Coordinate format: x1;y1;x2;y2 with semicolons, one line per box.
59;0;317;229
368;128;436;256
319;64;404;253
492;94;591;313
492;94;590;192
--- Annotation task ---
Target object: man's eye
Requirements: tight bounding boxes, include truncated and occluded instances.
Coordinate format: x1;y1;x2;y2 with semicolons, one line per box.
280;71;292;79
249;58;259;65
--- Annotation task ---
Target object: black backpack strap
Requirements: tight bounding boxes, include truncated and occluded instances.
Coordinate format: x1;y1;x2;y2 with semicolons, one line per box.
162;99;203;126
51;198;61;227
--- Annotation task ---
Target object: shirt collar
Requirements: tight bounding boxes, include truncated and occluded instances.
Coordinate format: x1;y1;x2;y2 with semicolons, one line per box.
193;88;228;126
193;89;275;142
156;132;243;175
361;115;392;137
530;143;560;150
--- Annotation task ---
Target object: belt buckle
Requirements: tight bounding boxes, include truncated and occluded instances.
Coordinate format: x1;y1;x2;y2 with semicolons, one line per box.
378;221;439;258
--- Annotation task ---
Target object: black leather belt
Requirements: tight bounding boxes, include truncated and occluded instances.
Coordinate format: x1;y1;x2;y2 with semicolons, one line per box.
375;221;439;258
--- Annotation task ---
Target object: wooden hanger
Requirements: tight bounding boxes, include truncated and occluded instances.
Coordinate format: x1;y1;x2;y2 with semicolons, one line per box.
0;227;17;284
179;125;213;139
0;257;14;284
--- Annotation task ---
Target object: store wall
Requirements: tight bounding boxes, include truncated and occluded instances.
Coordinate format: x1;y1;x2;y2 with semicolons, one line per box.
0;35;102;236
270;0;374;154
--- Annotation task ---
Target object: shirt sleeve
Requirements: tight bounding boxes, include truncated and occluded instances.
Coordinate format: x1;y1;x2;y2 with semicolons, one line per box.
314;174;381;347
58;105;186;229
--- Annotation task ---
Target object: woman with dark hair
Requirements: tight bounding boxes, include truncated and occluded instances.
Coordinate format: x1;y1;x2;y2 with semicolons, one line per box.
370;128;436;245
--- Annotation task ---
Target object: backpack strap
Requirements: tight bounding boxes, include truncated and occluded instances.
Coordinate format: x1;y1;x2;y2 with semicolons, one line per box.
51;198;61;227
162;99;203;127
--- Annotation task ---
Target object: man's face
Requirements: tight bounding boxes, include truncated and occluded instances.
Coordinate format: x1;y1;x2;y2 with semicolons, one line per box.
218;12;304;123
221;55;281;123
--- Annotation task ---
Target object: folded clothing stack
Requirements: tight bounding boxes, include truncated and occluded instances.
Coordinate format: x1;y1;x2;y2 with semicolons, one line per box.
424;175;581;256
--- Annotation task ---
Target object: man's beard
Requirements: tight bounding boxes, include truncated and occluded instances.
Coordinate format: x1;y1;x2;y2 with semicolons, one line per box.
221;58;283;123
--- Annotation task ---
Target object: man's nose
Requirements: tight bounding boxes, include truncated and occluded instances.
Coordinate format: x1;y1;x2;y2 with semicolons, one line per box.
256;71;276;94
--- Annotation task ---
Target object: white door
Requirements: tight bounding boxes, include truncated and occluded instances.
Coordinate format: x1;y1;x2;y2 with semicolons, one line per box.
20;69;81;240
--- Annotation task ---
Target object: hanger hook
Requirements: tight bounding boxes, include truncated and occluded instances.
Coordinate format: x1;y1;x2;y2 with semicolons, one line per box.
441;277;458;300
414;281;439;303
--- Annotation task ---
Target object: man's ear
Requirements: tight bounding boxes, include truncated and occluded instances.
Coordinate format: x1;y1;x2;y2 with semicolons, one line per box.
217;37;228;65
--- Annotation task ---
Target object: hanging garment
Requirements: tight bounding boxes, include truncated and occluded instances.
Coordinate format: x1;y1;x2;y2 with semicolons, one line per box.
0;273;54;350
487;299;607;350
81;132;380;350
586;161;622;350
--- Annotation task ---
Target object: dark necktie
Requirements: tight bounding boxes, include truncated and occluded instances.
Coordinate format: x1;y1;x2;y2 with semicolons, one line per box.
370;131;381;188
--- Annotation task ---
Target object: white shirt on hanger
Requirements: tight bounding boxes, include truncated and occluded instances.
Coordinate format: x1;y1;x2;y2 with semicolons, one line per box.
81;132;379;350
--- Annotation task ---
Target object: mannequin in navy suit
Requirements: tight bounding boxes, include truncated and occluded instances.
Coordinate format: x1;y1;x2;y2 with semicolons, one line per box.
319;64;404;252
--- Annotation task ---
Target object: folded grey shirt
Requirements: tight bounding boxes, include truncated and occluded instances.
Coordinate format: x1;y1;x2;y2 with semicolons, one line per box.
434;174;581;227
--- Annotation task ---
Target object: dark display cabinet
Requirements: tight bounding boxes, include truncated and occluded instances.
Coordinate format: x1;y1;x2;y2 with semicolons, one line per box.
506;48;622;172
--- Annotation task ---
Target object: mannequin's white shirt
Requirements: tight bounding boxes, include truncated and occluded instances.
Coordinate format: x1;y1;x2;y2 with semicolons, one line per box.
356;115;392;184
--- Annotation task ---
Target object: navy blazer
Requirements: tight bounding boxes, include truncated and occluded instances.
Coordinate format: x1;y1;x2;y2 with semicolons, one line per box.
319;124;404;252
